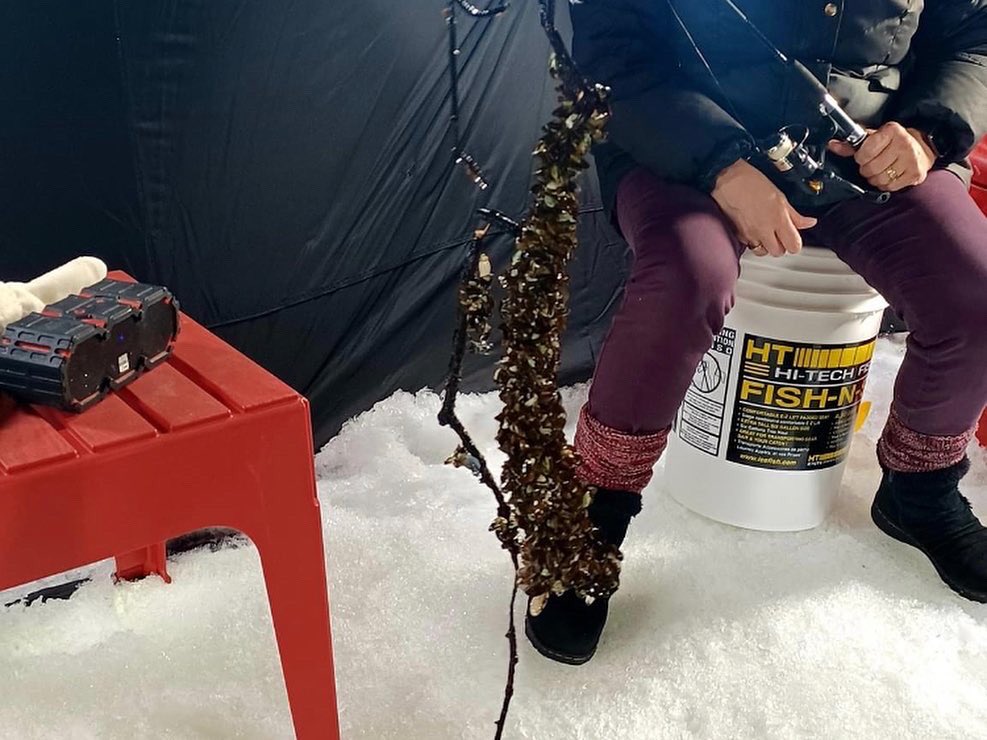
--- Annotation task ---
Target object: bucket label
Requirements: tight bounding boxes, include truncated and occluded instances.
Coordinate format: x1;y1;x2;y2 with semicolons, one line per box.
726;334;875;470
676;328;736;456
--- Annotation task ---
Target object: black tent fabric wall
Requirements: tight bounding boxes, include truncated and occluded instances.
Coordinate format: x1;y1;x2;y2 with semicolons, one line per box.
0;1;145;281
0;1;629;448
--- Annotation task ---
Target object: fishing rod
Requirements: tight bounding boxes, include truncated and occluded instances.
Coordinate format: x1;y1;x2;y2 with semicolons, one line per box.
666;0;889;204
720;0;867;147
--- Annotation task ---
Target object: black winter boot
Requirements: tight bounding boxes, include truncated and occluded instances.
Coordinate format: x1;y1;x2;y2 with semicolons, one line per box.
871;458;987;603
524;488;642;665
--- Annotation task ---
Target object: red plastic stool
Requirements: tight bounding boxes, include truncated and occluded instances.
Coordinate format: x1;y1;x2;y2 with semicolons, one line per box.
971;138;987;215
973;139;987;448
0;273;339;740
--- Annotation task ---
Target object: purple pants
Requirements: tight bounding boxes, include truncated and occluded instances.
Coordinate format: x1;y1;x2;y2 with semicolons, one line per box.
588;168;987;442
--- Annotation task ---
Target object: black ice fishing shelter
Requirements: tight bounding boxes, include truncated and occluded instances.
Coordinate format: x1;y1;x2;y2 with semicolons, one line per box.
0;0;628;447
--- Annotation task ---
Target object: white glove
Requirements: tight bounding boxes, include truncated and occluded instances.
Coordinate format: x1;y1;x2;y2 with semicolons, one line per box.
0;256;108;331
0;283;45;329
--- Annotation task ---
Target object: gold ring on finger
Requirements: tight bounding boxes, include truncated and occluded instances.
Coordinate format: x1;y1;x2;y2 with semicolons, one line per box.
885;166;899;181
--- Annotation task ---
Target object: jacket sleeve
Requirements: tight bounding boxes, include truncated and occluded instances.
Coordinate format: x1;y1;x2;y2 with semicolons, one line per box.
570;0;755;191
895;0;987;161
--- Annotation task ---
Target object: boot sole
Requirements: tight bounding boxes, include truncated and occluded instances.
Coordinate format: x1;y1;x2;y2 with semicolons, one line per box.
871;500;987;604
523;616;597;666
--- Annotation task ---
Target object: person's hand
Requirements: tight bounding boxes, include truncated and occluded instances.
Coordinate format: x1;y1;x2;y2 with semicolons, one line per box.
827;121;936;192
711;159;817;257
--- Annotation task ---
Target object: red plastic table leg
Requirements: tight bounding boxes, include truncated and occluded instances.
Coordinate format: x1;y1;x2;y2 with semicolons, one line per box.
256;526;338;739
252;408;339;740
114;543;171;583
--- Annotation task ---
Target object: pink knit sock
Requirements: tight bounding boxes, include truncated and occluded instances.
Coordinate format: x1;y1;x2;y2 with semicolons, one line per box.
877;409;974;473
574;406;669;493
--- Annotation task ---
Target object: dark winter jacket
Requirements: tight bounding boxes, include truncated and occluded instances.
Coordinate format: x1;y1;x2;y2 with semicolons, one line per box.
571;0;987;213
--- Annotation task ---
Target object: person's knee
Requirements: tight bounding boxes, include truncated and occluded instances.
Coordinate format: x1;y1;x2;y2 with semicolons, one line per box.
951;288;987;348
909;271;987;351
676;266;737;334
630;255;737;339
619;187;740;336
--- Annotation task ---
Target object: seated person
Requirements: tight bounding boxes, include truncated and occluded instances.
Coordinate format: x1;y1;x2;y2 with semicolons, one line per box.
525;0;987;665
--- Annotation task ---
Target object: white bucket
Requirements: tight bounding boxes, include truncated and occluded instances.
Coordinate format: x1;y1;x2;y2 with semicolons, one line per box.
664;246;888;531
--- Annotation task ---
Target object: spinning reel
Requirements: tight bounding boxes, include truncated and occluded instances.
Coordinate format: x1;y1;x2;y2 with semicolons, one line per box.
668;0;890;205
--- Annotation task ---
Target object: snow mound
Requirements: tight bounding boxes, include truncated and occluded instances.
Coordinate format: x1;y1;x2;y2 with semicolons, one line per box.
1;337;985;739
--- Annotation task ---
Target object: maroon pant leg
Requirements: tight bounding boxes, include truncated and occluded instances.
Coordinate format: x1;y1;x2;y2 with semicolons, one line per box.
814;170;987;438
587;168;745;435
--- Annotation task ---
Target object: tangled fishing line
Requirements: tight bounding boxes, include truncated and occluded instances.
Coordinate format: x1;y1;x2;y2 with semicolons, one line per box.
436;1;620;736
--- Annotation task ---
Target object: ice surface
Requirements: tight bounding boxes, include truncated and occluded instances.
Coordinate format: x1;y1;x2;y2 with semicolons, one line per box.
1;338;985;739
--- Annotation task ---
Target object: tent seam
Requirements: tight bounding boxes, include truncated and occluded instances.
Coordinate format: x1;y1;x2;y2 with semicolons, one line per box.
206;204;606;329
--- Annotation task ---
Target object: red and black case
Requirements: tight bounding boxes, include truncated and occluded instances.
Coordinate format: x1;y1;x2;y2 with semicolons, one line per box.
0;279;180;412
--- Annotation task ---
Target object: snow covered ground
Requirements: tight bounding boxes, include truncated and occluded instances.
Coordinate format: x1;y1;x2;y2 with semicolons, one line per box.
1;337;986;739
